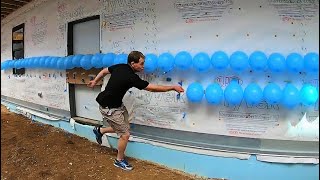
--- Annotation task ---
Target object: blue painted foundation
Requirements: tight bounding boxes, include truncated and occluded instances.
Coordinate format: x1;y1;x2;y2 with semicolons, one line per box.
2;102;319;180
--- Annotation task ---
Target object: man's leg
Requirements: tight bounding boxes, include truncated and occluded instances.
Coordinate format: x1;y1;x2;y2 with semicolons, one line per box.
117;132;130;160
93;125;116;144
100;126;115;134
113;131;133;170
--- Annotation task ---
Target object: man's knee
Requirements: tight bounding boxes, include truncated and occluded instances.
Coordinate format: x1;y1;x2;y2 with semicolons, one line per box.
121;132;130;140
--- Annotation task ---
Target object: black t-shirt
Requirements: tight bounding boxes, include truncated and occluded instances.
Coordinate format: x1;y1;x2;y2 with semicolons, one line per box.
96;64;149;108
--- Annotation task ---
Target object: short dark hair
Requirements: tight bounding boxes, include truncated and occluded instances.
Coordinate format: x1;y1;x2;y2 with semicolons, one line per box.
128;51;145;64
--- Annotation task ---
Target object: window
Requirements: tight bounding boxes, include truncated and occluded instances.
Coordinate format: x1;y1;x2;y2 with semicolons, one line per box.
12;23;25;75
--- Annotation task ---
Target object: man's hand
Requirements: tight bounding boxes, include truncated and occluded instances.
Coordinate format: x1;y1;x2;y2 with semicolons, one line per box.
87;80;97;88
173;85;184;93
87;68;110;88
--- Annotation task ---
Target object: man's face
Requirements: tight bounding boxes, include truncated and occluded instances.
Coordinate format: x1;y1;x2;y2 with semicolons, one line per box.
131;57;145;72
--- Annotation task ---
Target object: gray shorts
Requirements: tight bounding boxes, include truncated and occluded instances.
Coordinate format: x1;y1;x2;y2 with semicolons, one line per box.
99;104;129;136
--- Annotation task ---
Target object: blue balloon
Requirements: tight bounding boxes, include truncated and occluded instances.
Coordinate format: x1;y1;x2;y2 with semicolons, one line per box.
300;84;319;106
23;59;29;68
91;53;104;68
286;53;304;73
114;53;128;65
20;60;25;68
144;53;158;73
249;51;267;71
17;60;22;68
13;60;18;68
282;83;300;108
224;80;243;106
39;57;47;68
186;82;204;103
8;60;15;68
64;56;74;69
56;57;66;69
1;61;8;70
80;55;93;70
18;60;24;68
6;60;12;69
13;60;19;68
230;51;248;72
102;53;115;67
49;57;57;68
72;55;83;67
24;59;29;68
9;60;14;68
205;83;223;105
14;60;19;68
268;53;286;72
244;83;263;106
175;51;192;70
193;52;211;72
263;83;282;105
158;53;174;72
19;60;25;68
27;58;33;68
211;51;229;70
44;57;52;68
304;52;319;73
33;57;40;68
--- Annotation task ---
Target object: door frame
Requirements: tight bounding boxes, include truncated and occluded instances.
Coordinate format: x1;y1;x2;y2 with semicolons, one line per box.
67;15;100;118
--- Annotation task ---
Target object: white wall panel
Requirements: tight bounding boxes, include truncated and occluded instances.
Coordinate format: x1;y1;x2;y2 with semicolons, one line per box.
1;0;319;142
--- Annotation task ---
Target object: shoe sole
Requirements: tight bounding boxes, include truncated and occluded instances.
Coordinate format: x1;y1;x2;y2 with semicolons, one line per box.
113;163;133;171
93;129;102;145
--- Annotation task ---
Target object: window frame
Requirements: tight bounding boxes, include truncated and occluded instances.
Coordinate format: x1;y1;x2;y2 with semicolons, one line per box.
12;23;25;75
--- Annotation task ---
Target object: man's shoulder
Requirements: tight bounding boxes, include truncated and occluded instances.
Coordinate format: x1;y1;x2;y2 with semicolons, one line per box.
109;64;130;73
110;64;130;70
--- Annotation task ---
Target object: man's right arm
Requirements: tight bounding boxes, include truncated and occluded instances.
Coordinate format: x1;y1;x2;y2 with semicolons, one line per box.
144;84;184;93
87;68;110;88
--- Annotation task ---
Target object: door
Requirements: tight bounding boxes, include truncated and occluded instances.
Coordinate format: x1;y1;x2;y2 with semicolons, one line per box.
68;16;102;121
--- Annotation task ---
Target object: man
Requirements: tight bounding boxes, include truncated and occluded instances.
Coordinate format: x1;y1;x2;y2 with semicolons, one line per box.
87;51;184;171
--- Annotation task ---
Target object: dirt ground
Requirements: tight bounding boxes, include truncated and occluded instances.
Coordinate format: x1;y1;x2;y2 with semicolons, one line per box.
1;105;214;180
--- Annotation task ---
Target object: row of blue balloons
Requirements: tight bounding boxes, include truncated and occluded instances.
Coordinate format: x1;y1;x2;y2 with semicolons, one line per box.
186;81;319;108
1;51;318;73
145;51;319;73
0;53;127;70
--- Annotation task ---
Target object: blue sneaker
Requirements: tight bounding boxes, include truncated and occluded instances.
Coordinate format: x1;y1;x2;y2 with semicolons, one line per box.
93;126;102;144
114;159;133;171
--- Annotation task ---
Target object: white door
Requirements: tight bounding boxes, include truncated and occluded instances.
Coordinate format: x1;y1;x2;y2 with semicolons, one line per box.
74;84;102;120
73;18;102;120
